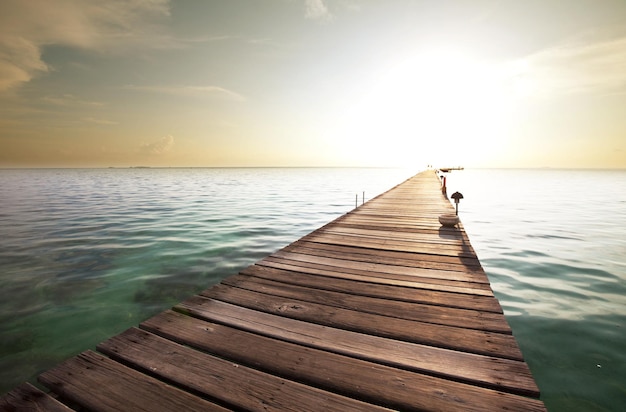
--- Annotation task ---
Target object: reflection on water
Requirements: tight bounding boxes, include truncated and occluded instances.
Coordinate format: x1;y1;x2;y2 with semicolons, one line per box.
446;169;626;411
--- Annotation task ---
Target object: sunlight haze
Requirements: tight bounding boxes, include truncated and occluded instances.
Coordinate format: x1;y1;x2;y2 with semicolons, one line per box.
1;0;625;168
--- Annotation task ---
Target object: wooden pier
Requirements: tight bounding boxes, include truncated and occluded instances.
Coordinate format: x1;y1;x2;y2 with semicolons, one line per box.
1;170;546;411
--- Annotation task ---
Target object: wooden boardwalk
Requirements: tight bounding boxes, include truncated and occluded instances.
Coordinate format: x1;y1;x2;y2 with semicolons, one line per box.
1;170;546;411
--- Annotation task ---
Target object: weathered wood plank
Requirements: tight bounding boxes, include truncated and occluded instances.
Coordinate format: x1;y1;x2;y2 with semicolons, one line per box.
304;231;478;257
140;311;546;412
239;265;503;313
219;274;511;333
202;282;521;359
333;217;463;231
285;240;484;270
331;214;470;232
175;296;540;397
256;257;494;296
269;250;490;283
339;215;461;230
317;225;475;247
0;383;73;412
98;328;391;412
38;351;228;412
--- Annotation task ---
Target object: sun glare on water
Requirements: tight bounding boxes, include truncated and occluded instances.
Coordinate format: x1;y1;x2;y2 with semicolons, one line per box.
337;49;516;168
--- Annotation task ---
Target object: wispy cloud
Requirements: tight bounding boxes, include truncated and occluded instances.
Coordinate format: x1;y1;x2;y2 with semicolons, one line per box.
518;34;626;97
305;0;333;22
179;34;234;44
124;84;246;101
140;134;174;155
0;0;172;92
42;94;105;107
0;36;49;92
82;117;118;125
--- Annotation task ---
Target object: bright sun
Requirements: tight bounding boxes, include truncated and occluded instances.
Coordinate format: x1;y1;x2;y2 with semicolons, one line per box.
337;49;513;168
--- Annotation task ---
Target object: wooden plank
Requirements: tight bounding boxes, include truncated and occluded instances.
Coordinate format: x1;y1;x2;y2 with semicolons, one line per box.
0;383;73;412
175;296;540;397
256;257;494;296
342;211;456;221
140;311;546;412
330;218;468;234
269;250;490;283
348;210;452;221
285;240;484;270
317;225;475;247
38;351;228;412
304;231;478;257
219;274;512;334
98;328;391;412
239;265;504;313
202;283;521;359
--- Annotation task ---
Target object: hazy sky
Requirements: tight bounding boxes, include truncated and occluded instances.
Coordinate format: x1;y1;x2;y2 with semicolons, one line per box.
1;0;625;168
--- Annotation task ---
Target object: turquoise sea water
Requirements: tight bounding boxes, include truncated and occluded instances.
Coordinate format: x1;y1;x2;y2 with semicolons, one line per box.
445;169;626;411
0;167;624;411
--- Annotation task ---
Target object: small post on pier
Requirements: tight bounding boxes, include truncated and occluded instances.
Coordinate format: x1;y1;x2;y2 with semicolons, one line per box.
451;192;464;215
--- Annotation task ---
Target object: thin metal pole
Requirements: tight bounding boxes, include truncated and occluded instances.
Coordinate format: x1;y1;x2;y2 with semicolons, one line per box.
362;191;365;205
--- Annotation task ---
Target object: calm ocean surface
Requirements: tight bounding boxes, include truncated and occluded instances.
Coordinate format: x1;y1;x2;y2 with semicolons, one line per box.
0;167;624;410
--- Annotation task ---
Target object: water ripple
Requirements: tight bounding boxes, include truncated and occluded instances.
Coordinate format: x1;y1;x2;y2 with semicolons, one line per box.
0;167;415;394
447;169;626;411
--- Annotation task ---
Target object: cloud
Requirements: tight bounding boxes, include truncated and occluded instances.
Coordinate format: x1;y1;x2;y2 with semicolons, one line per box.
42;94;105;107
82;117;118;125
519;35;626;97
305;0;333;21
0;36;49;92
124;84;246;101
141;135;174;155
0;0;171;92
179;34;234;44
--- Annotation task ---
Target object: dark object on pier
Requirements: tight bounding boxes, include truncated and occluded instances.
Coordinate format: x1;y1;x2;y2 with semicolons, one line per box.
451;191;464;215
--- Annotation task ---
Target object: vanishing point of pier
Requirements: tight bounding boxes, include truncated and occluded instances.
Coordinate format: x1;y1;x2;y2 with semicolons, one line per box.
1;170;546;411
